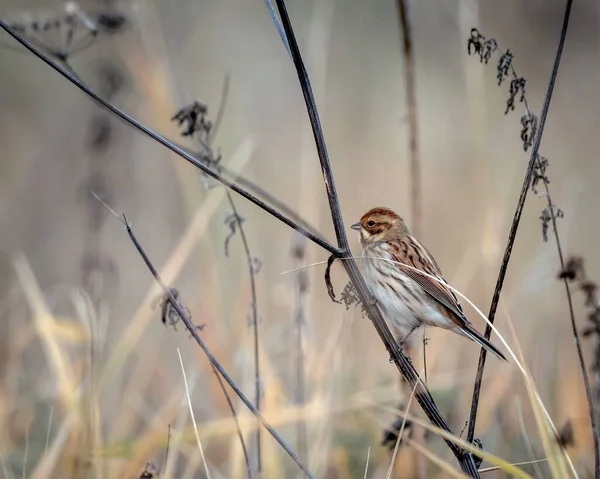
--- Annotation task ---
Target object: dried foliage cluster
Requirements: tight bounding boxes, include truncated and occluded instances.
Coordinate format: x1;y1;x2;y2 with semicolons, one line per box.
560;257;600;407
468;28;564;242
4;3;125;61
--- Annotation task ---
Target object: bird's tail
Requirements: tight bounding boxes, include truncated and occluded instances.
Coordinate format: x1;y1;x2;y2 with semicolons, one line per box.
459;324;507;362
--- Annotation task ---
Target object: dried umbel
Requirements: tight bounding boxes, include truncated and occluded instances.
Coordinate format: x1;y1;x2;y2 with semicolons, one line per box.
4;2;127;61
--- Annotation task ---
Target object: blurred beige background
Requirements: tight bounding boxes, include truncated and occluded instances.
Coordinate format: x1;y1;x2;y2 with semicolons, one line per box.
0;0;599;477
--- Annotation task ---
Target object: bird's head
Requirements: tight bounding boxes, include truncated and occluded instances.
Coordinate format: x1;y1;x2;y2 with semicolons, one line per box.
351;207;409;247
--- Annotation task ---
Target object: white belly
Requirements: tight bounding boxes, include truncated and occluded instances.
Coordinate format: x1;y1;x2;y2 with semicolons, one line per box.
361;246;452;340
361;254;422;338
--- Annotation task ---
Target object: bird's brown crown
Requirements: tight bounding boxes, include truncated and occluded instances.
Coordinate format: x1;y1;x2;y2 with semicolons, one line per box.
354;207;409;245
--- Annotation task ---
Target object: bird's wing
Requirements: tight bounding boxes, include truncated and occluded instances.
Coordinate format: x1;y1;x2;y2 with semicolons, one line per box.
390;236;470;327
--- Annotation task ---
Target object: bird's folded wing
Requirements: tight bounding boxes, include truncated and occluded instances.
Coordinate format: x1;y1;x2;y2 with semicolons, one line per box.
390;252;470;327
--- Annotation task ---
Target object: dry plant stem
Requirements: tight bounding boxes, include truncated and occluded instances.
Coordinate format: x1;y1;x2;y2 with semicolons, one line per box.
544;181;600;468
120;215;317;479
272;0;479;476
211;363;252;479
224;189;262;474
465;6;600;478
395;0;422;239
200;82;261;474
396;0;428;422
0;20;338;256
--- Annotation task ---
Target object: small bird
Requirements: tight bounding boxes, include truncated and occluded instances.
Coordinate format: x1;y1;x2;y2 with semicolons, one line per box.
351;207;506;361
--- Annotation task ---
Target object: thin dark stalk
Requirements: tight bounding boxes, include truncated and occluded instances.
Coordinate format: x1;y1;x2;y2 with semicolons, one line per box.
395;0;422;238
543;179;599;476
0;20;339;256
224;189;262;475
188;81;262;474
466;0;585;459
272;1;479;475
115;212;316;479
211;363;252;479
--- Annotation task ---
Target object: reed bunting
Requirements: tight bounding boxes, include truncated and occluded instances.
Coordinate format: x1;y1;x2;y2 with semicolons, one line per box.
351;207;506;361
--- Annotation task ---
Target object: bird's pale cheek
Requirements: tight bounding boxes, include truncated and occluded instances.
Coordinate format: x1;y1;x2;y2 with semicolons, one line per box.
359;229;369;246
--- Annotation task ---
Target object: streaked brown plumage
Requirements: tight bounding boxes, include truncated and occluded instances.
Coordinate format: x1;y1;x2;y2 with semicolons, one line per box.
351;207;506;361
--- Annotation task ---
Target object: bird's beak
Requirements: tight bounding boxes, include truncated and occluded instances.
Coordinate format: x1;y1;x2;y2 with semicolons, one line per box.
350;221;361;231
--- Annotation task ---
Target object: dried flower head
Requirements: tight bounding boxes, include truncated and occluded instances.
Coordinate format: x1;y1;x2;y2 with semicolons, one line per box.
496;50;513;85
531;155;549;195
556;420;574;448
153;287;192;331
5;2;126;61
539;205;563;242
467;28;497;63
520;112;538;152
172;101;211;138
506;77;526;114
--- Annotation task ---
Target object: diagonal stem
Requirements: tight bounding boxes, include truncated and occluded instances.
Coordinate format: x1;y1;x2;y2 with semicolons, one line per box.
123;215;317;479
272;0;480;475
0;20;340;257
272;0;349;253
466;0;576;446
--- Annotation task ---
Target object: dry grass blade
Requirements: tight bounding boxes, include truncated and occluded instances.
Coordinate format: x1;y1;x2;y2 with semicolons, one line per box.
177;348;212;479
479;459;548;474
404;436;470;479
363;446;371;479
13;254;79;408
516;397;546;478
501;304;576;478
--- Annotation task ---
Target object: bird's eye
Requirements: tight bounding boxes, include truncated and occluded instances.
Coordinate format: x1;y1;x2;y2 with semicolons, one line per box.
367;220;376;227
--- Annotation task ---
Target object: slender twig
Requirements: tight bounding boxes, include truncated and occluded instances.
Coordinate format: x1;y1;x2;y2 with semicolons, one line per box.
545;188;600;475
106;210;316;479
396;0;427;398
395;0;422;238
93;190;252;478
0;20;339;256
225;190;262;475
211;364;252;478
272;1;480;475
465;7;600;479
467;5;600;479
172;91;263;475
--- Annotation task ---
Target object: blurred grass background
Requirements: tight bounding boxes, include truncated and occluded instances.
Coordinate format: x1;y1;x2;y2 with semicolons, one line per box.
0;0;599;477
